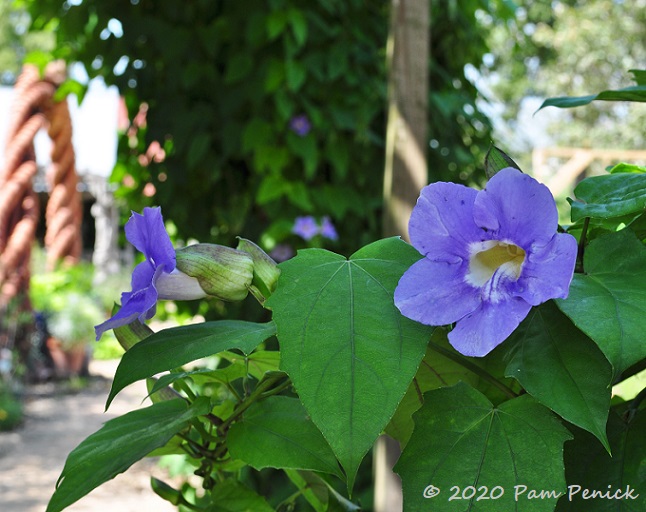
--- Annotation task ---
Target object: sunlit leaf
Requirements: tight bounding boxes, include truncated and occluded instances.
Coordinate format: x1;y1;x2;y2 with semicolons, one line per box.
266;237;432;488
47;398;210;512
556;230;646;376
107;321;276;408
538;86;646;111
569;173;646;222
484;144;522;179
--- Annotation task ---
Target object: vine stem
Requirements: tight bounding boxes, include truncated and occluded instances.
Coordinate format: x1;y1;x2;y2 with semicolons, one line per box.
575;217;590;273
427;337;518;400
217;373;291;436
625;386;646;423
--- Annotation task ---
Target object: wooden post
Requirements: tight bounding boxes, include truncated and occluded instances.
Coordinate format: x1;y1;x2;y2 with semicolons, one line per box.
382;0;429;241
377;1;429;511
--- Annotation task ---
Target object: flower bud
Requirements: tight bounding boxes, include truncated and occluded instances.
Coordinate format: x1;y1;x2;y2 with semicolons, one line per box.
174;244;254;302
236;238;281;303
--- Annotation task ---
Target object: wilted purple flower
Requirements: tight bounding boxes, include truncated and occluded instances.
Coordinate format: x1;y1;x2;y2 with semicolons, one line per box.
289;114;311;137
394;168;577;357
95;207;206;340
320;216;338;241
292;216;319;240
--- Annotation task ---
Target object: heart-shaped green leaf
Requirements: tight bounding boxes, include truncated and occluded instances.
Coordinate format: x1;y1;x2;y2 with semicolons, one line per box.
266;237;432;488
395;383;572;511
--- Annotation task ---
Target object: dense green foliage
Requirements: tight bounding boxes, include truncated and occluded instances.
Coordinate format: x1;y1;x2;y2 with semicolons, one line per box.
48;158;646;511
25;0;500;255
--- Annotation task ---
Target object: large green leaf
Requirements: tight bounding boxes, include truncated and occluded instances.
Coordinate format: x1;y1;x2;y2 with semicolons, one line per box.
505;302;612;450
556;230;646;376
569;173;646;222
556;407;646;511
208;480;274;512
385;329;477;446
266;237;432;488
107;321;276;408
395;383;572;511
228;396;342;477
47;398;210;512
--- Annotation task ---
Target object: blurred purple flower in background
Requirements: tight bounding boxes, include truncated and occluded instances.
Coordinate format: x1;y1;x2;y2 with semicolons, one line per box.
292;216;320;240
289;114;311;137
292;216;339;242
269;244;295;263
394;168;577;357
320;216;339;241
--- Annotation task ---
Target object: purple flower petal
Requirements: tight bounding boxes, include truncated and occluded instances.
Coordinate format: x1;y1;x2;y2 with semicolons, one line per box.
473;168;558;247
396;167;578;357
95;207;177;340
516;233;578;305
448;297;532;357
395;257;481;325
94;262;161;340
125;207;176;271
409;183;483;263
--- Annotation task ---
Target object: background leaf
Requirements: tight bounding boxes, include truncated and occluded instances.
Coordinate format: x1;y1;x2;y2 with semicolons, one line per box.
505;302;612;450
556;230;646;376
555;407;646;511
266;237;432;488
47;398;210;512
395;383;572;511
208;480;274;512
538;85;646;111
484;144;522;179
107;321;276;408
569;173;646;222
228;396;342;477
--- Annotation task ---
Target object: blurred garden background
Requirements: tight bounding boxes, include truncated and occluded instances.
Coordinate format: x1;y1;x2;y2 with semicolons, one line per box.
0;0;645;510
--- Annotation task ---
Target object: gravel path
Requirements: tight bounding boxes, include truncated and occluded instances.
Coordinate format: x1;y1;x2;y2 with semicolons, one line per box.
0;359;177;512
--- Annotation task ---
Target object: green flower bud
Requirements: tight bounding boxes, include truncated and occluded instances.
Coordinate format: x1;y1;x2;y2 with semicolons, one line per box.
175;244;254;302
236;238;281;303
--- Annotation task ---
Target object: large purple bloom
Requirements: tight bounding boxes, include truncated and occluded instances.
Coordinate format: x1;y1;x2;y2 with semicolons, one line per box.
394;168;577;357
95;207;205;340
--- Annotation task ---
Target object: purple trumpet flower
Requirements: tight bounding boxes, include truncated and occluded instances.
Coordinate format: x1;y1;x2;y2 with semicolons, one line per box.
94;207;206;340
394;168;577;357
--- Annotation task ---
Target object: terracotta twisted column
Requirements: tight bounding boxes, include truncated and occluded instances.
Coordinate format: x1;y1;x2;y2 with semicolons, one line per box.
0;65;49;306
0;62;82;306
43;61;83;270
